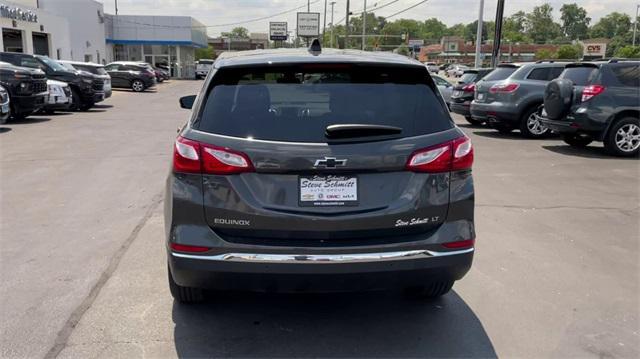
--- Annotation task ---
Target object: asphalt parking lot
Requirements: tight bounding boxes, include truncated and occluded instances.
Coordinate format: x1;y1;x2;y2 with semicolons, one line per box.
1;80;638;358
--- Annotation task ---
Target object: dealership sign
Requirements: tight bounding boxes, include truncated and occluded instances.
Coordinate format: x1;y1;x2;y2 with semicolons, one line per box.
0;5;38;23
270;22;288;41
297;12;320;37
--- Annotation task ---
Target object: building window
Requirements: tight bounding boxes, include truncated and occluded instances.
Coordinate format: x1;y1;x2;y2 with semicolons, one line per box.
2;28;24;52
84;54;93;62
32;32;50;56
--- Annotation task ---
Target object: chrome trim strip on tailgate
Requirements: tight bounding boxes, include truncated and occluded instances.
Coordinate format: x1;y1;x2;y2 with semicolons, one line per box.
171;248;474;263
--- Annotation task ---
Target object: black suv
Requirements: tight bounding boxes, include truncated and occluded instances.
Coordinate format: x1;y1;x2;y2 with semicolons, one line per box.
0;52;104;111
166;44;476;303
449;68;493;125
104;62;156;92
0;61;47;122
540;60;640;156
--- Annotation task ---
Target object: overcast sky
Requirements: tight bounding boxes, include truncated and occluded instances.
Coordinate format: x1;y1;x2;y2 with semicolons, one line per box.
97;0;639;37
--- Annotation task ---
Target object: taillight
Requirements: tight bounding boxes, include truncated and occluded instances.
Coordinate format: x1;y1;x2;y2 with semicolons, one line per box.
462;83;476;92
173;136;254;175
489;83;519;94
170;243;211;253
406;135;474;173
442;239;475;249
581;85;605;102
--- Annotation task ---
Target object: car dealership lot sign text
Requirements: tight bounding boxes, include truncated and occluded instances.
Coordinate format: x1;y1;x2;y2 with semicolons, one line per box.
270;22;288;41
297;12;320;38
0;5;38;23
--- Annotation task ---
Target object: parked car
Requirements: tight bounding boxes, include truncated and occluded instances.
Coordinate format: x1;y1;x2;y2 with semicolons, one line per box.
0;52;104;111
154;66;170;82
431;74;453;104
0;85;9;124
447;64;469;78
42;79;72;114
449;68;493;125
539;60;639;157
166;45;475;303
195;59;214;79
59;61;111;99
470;61;568;138
425;62;439;74
104;61;156;92
0;61;47;122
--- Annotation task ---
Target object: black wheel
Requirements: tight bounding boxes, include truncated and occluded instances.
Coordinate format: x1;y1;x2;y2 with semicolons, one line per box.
465;116;483;126
563;134;593;148
519;106;550;138
79;101;94;111
131;79;145;92
604;117;640;157
168;266;204;303
405;280;454;299
69;88;87;111
0;103;10;125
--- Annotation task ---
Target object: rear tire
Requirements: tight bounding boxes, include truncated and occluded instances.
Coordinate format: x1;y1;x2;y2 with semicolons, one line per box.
604;117;640;157
563;134;593;148
69;88;83;111
131;79;145;92
519;106;549;138
465;116;483;126
0;104;10;125
405;280;454;299
168;266;204;303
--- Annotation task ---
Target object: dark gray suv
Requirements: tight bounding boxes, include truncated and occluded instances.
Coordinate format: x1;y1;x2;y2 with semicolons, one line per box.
165;46;476;303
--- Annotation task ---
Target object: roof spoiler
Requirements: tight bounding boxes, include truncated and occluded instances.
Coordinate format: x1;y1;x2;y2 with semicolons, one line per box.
308;38;322;56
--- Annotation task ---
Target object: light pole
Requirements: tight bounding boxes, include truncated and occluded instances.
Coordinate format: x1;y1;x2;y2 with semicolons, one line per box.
362;0;367;50
330;1;336;48
345;0;350;49
323;0;327;42
474;0;484;68
633;4;639;47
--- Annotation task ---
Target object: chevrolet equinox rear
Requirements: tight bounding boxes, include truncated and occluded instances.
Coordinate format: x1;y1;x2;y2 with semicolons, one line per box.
165;48;476;303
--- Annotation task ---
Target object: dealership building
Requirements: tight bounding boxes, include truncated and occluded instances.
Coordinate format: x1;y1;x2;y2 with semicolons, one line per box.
0;0;207;78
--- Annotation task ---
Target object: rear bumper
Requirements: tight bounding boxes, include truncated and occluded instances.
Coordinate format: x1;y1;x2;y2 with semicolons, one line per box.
450;101;472;117
470;101;519;126
168;247;473;292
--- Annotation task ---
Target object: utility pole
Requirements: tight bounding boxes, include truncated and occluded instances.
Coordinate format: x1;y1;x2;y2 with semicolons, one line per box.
474;0;484;68
323;0;327;43
330;1;336;47
114;0;118;15
633;4;639;47
362;0;367;50
490;0;505;68
345;0;350;49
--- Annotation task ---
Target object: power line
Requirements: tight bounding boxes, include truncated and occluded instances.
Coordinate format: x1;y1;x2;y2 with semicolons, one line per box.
384;0;430;19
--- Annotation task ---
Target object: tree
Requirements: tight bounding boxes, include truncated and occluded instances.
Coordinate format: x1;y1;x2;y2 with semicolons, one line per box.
560;3;590;40
526;4;562;43
556;44;583;59
195;46;215;60
464;20;490;43
535;48;556;60
589;12;631;38
423;18;447;40
222;27;250;39
504;12;531;43
396;44;410;56
445;23;466;38
615;45;640;58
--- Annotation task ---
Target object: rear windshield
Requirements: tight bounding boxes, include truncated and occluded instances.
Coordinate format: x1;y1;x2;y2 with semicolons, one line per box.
198;60;214;65
459;72;478;83
74;64;107;75
482;67;517;81
197;65;452;142
560;66;598;86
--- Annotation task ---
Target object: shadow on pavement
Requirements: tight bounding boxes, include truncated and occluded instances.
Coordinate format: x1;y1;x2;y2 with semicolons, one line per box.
172;290;496;358
542;145;637;160
7;116;51;125
0;127;11;133
92;104;113;109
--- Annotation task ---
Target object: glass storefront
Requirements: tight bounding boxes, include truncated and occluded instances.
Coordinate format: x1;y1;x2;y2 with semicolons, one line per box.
111;43;195;78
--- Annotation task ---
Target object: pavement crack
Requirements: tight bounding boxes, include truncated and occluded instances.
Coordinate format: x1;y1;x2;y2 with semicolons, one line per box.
43;192;164;359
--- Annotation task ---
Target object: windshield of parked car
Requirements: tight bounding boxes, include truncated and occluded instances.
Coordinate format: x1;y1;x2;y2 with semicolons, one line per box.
74;64;108;75
560;66;598;86
59;62;76;71
197;65;452;142
482;66;518;81
36;56;68;72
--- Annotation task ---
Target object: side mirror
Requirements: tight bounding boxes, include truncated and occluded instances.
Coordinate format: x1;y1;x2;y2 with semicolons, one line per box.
179;95;196;109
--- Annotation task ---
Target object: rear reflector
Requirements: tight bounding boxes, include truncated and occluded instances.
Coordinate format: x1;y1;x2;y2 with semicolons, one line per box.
406;135;474;173
581;85;605;102
173;136;254;175
170;243;211;253
442;239;475;249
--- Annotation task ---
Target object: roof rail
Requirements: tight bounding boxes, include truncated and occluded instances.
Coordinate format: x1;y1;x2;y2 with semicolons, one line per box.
608;58;640;63
535;60;555;63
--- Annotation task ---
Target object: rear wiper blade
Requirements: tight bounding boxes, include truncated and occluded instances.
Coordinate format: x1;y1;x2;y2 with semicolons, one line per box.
325;124;402;139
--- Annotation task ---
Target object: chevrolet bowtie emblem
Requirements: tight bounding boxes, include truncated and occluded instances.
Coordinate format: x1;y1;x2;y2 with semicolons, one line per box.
314;157;347;168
